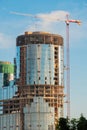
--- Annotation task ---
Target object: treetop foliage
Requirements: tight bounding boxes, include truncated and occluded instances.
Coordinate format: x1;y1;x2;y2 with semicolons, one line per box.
56;114;87;130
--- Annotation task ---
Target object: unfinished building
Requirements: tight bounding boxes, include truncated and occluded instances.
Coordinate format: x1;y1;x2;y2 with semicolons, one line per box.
16;31;64;129
0;31;64;130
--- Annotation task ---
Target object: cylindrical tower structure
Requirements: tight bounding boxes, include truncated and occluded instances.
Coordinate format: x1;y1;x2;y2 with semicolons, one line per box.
16;31;64;125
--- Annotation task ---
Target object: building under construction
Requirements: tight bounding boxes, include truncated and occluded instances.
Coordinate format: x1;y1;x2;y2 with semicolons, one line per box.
0;31;64;130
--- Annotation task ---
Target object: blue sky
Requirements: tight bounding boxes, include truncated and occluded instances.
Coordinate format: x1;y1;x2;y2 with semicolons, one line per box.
0;0;87;118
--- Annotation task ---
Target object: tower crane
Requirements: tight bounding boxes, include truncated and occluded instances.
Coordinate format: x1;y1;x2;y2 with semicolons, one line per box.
64;14;81;118
11;11;81;119
57;14;81;118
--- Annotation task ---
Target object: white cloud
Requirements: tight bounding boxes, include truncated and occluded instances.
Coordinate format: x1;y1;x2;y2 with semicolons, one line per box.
37;10;69;22
11;10;69;22
0;33;14;49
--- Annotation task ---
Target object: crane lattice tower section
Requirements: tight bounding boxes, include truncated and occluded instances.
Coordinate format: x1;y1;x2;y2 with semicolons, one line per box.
16;31;64;125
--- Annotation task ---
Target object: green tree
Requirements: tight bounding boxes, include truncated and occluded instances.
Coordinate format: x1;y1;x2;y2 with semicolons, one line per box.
77;114;87;130
56;117;70;130
70;118;78;130
56;115;87;130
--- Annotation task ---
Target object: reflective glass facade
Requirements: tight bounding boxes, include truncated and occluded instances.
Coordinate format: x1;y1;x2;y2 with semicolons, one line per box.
26;44;55;85
16;46;20;79
0;73;3;88
16;44;64;86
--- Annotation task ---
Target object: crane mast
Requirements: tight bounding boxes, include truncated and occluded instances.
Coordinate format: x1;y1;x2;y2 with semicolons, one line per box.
66;14;70;118
65;15;81;118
